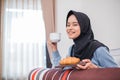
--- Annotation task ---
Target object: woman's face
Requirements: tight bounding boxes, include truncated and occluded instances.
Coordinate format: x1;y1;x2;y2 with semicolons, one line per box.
66;14;81;39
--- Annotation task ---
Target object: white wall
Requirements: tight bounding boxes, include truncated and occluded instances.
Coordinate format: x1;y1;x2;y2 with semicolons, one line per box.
55;0;120;57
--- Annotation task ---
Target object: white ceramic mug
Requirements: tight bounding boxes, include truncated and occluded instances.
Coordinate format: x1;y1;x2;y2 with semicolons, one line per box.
50;32;61;43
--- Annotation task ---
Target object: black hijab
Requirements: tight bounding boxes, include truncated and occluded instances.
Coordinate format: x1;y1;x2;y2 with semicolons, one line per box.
66;10;109;60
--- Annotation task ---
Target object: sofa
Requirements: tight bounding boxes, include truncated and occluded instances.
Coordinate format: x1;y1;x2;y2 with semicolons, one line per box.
28;67;120;80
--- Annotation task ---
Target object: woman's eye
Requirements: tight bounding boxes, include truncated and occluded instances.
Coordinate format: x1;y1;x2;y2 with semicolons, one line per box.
66;24;70;27
73;23;78;26
66;22;79;27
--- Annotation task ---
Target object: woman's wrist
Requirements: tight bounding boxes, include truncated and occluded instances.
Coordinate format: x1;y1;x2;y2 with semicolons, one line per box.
52;47;57;52
91;63;99;69
95;65;99;68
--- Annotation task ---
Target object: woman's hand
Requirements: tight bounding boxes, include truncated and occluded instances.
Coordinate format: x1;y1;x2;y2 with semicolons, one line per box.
76;59;99;70
47;40;57;52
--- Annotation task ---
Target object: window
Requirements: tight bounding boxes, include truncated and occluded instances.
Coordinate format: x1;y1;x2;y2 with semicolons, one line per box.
2;0;46;79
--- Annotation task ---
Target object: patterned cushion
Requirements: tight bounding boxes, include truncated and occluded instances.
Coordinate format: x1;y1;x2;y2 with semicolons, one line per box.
28;68;120;80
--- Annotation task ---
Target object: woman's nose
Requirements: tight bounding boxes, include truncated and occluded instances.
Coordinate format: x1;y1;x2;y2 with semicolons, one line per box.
69;25;73;29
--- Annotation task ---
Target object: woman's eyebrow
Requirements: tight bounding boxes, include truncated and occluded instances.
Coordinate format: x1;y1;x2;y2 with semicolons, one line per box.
73;22;79;24
67;21;78;23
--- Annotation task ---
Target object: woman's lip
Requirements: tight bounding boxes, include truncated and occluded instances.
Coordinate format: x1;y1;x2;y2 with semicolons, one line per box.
68;32;75;35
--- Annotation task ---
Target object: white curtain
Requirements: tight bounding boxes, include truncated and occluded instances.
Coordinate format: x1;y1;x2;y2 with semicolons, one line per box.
2;0;46;80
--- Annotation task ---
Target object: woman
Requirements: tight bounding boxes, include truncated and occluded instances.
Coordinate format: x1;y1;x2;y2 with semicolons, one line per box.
48;10;118;69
